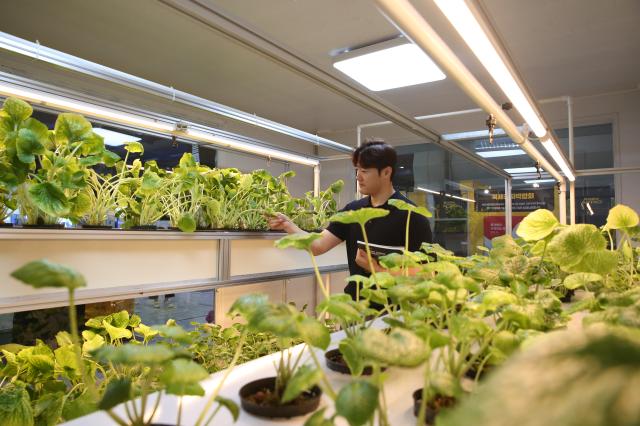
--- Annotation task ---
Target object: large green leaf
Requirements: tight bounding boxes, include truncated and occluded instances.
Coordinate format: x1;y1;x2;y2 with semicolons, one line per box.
139;170;162;194
33;392;64;426
275;232;322;251
605;204;639;230
0;384;34;426
329;207;389;225
54;113;93;145
98;378;131;410
54;345;80;379
27;181;70;217
297;316;330;350
281;365;322;403
124;141;144;153
354;328;429;367
316;294;363;323
228;293;269;320
102;320;133;341
564;273;604;290
339;337;365;376
335;381;379;426
101;149;121;167
2;97;32;125
16;119;48;164
547;224;614;274
304;408;334;426
387;198;433;218
82;334;105;355
11;259;86;290
177;213;196;233
93;344;174;365
476;290;518;311
439;326;640;426
565;249;618;275
161;359;208;396
516;209;559;241
215;396;239;422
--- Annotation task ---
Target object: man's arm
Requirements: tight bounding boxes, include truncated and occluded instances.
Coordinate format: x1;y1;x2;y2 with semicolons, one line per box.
267;213;343;256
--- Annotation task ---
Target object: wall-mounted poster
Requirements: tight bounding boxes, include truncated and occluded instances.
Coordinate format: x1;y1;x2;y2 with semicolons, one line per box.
474;188;555;212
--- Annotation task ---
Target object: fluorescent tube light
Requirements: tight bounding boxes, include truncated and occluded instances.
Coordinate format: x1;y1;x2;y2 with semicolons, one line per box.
0;81;319;167
586;202;594;216
416;186;441;195
186;129;319;166
433;0;547;138
416;186;474;203
334;43;445;91
447;193;475;203
541;137;575;181
523;179;556;184
0;82;175;133
476;149;526;158
504;167;538;174
442;128;507;141
93;128;141;147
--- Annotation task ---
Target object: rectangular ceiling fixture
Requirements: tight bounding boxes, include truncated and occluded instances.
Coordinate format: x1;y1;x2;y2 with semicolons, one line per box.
433;0;575;181
0;81;319;167
504;167;538;174
523;179;556;184
333;39;446;91
476;149;526;158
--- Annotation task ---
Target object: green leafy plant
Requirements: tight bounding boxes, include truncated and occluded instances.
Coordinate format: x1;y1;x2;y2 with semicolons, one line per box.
292;179;344;231
230;293;332;406
439;325;640;426
0;98;116;225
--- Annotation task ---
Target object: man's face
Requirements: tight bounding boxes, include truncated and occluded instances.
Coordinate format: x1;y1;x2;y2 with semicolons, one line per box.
356;165;391;195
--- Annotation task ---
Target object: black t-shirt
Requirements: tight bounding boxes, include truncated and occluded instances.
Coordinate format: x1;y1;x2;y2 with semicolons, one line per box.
326;191;433;300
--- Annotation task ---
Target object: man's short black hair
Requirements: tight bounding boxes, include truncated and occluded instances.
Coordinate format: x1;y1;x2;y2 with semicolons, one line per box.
352;140;397;179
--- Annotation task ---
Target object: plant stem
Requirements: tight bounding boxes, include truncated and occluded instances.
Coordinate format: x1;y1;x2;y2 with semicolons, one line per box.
309;249;330;300
68;289;97;400
416;354;431;426
359;223;378;282
306;345;337;400
177;396;183;426
404;211;411;276
106;410;129;426
194;330;248;426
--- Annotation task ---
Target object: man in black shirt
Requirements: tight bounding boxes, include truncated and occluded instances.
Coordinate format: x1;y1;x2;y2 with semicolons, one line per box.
268;141;432;301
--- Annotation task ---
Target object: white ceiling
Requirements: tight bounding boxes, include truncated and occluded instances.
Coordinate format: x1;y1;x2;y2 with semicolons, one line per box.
0;0;638;147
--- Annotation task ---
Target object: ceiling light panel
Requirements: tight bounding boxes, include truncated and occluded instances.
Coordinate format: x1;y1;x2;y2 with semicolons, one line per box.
334;43;446;91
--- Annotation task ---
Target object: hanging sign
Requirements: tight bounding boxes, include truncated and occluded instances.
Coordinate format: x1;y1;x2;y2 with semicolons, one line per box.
474;188;554;212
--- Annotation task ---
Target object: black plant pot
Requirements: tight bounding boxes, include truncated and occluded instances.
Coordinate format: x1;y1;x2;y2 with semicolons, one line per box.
22;223;65;229
412;389;457;425
464;364;494;381
560;288;575;303
239;377;322;419
128;225;159;231
325;348;377;376
80;224;114;230
0;222;14;228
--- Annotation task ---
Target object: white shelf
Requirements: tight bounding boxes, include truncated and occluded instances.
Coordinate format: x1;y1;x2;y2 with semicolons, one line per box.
0;228;288;240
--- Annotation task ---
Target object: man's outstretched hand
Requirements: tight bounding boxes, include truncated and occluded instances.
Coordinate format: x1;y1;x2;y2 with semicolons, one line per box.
266;213;299;233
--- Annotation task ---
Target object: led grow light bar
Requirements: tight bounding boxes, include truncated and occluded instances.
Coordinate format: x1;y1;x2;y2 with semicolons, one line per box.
433;0;575;181
416;186;475;203
0;31;351;154
0;81;319;167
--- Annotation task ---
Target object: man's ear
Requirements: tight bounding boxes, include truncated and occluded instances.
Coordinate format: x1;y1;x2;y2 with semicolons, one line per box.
381;166;393;179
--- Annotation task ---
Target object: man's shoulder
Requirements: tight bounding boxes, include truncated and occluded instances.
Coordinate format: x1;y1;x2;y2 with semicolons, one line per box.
391;191;416;206
343;197;369;211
